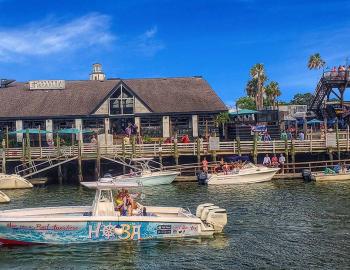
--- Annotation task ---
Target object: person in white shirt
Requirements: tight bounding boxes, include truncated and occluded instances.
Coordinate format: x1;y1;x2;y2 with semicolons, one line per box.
279;153;286;173
263;154;271;166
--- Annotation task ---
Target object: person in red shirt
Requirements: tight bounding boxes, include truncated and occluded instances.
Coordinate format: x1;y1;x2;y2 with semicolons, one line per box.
202;157;208;173
181;134;190;143
271;154;279;167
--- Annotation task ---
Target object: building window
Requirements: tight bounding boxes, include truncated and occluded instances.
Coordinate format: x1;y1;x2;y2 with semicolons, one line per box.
141;117;162;137
171;116;192;137
23;120;46;130
109;85;134;115
53;119;75;130
0;121;15;141
198;114;218;136
83;119;104;133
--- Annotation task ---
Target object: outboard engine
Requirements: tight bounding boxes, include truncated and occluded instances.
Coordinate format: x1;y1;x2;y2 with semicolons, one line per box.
196;203;214;218
197;171;208;185
302;169;312;182
200;206;220;220
206;208;227;233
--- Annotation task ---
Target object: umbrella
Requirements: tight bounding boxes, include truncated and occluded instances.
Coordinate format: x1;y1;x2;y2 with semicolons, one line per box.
307;119;323;125
8;129;51;135
55;128;94;134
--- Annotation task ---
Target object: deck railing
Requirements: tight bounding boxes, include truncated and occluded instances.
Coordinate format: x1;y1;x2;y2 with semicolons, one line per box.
2;138;350;160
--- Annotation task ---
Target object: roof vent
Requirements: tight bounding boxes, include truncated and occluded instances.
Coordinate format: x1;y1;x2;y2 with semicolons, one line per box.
0;79;15;88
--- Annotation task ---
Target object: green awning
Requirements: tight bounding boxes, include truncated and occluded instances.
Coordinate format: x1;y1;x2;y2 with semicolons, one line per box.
56;128;94;134
229;109;258;115
8;129;51;134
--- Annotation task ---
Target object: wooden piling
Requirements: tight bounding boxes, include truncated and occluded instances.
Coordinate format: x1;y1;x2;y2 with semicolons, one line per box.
96;139;101;179
122;138;126;174
237;136;241;156
158;140;163;169
196;137;201;164
131;136;136;158
253;133;258;164
291;139;296;174
336;119;340;160
1;139;6;174
174;139;179;165
58;164;63;185
77;137;83;182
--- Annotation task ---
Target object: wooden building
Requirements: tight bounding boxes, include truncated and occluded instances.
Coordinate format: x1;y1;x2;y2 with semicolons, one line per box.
0;64;226;145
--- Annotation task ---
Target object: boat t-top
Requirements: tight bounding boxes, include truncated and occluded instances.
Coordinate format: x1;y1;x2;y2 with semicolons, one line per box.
0;187;227;245
81;158;179;188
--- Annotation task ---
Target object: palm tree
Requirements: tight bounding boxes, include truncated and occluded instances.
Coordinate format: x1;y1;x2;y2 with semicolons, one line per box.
250;63;267;110
215;112;230;139
307;53;326;70
265;81;281;109
245;78;258;97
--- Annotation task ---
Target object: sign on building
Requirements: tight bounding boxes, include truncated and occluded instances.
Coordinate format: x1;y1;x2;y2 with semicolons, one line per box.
29;80;65;90
326;133;337;148
208;137;220;151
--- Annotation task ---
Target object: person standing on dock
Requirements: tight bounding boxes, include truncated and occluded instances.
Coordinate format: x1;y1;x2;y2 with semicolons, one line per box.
279;153;286;174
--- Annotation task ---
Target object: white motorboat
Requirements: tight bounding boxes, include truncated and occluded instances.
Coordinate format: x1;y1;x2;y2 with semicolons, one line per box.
0;188;227;245
0;191;10;203
81;158;180;188
206;163;279;185
0;173;33;189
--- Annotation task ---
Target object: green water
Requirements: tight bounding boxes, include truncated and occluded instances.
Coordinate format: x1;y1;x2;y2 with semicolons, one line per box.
0;181;349;269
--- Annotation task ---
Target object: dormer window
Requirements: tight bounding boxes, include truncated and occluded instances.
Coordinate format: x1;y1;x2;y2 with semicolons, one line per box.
109;85;134;115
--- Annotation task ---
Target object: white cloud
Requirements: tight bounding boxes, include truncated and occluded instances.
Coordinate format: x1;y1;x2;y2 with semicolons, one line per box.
131;26;164;57
0;13;115;61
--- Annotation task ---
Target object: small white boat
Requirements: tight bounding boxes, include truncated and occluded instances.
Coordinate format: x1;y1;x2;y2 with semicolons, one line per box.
311;172;350;182
0;173;33;189
0;191;10;203
81;158;180;188
0;189;227;245
206;163;279;185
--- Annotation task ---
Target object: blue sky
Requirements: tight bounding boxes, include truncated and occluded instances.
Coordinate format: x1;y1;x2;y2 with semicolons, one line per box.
1;0;350;105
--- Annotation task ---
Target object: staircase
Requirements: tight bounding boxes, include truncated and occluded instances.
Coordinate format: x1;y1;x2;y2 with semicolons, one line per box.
15;149;78;178
309;78;329;114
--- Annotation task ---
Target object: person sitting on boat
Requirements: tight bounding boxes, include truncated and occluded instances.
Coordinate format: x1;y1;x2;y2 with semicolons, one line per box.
128;169;137;177
263;154;271;167
202;157;208;173
223;162;230;175
271;154;279;167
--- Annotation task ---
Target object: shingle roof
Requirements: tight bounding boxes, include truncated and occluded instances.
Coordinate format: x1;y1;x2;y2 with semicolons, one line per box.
0;77;226;119
0;80;120;118
123;77;226;113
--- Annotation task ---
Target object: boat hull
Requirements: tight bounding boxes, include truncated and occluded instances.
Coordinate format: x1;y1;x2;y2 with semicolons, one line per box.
0;220;205;245
311;173;350;182
208;167;279;185
0;191;10;203
81;171;179;188
0;174;33;189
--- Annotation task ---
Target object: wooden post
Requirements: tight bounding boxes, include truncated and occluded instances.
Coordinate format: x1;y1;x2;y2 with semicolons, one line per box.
38;125;42;158
131;135;136;157
122;138;126;174
58;164;63;185
77;135;83;182
284;138;289;164
237;136;241;156
158;140;163;169
253;132;258;164
174;140;179;166
1;139;6;174
196;137;201;164
328;148;333;162
336;119;340;160
96;139;101;179
347;125;349;152
291;139;296;174
26;129;31;163
5;126;9;149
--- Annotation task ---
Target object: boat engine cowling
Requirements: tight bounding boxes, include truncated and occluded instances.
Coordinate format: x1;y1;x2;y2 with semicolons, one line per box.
196;203;214;218
206;208;227;233
200;206;220;220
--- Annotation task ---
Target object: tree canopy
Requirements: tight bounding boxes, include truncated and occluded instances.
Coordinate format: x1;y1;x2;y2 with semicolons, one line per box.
290;93;314;105
307;53;326;70
236;96;256;110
